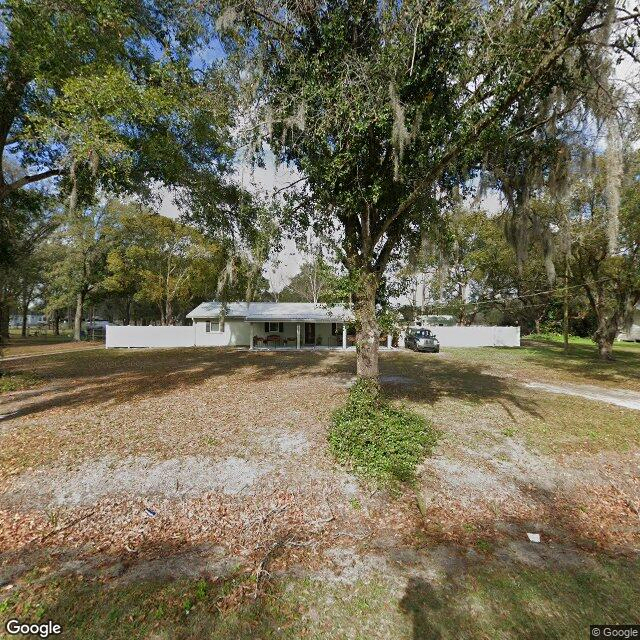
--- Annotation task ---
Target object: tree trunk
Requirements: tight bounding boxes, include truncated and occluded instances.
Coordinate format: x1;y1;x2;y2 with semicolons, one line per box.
0;75;29;198
74;291;85;342
411;279;418;321
597;339;613;360
54;310;60;336
354;273;379;380
595;318;618;361
20;283;35;338
467;304;479;326
563;263;570;354
0;299;9;344
124;299;131;326
166;299;173;326
0;313;8;342
21;302;28;338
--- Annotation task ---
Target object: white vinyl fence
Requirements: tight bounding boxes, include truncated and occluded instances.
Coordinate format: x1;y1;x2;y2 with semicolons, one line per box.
106;324;521;349
406;325;520;348
106;325;196;348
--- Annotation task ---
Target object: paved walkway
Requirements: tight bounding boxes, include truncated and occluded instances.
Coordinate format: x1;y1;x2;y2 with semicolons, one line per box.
524;381;640;411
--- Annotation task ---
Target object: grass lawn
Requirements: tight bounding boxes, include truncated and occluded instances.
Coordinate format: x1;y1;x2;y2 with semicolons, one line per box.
0;338;638;638
447;333;640;391
1;333;102;359
2;557;638;639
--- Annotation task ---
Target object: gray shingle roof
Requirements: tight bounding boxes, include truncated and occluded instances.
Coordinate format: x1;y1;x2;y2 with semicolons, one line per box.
186;301;250;319
187;301;353;322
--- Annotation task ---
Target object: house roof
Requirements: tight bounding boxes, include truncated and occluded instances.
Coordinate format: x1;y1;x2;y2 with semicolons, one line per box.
245;302;353;322
186;301;250;319
417;314;456;321
186;301;353;322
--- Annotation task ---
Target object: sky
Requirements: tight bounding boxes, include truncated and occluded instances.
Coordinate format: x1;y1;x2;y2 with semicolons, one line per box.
159;162;506;298
158;154;305;292
157;146;509;302
153;24;640;299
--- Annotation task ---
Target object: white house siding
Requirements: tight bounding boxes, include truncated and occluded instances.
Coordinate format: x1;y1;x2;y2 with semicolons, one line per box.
618;309;640;341
193;319;250;347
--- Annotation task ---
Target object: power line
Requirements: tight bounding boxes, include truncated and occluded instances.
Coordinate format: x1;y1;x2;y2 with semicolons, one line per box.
417;276;613;311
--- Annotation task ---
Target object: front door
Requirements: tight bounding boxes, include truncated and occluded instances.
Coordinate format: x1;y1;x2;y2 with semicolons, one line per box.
304;322;315;345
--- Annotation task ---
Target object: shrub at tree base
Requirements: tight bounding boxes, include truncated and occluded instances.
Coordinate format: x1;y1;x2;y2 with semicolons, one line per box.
329;379;438;489
0;371;41;393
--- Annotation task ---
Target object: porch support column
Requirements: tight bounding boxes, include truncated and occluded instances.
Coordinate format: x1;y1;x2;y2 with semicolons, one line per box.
387;333;392;349
249;322;254;350
342;323;347;350
296;323;301;349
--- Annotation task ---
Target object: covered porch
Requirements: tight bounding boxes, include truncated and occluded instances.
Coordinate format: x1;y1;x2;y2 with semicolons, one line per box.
248;320;395;350
242;302;374;351
249;320;350;350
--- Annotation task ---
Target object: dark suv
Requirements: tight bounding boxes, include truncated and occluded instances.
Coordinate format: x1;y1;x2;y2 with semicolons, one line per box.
405;327;440;353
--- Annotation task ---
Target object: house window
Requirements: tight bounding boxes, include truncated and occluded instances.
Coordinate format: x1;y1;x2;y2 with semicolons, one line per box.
264;322;284;332
331;323;343;335
205;320;220;333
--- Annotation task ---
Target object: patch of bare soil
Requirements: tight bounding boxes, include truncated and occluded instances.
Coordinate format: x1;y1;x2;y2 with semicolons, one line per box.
1;456;276;508
1;348;638;593
415;425;639;552
1;340;102;360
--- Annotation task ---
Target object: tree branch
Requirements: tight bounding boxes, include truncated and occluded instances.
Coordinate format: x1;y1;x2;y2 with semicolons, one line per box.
273;175;308;195
374;0;601;246
0;168;65;197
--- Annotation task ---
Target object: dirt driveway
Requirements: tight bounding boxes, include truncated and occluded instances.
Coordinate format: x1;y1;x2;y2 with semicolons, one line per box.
1;345;638;638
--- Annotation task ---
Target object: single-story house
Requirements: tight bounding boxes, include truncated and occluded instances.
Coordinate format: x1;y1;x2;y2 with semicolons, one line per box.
186;301;354;349
105;302;521;349
618;303;640;342
9;314;46;328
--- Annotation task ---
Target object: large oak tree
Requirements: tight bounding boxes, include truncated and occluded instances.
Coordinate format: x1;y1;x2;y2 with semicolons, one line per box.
0;0;233;198
219;0;637;378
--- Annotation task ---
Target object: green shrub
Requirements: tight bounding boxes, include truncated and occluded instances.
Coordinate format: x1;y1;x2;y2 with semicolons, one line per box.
0;371;41;393
328;379;438;489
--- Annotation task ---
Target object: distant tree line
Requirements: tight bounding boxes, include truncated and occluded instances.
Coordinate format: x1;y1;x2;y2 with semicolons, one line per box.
2;0;639;369
0;201;268;341
395;151;640;358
